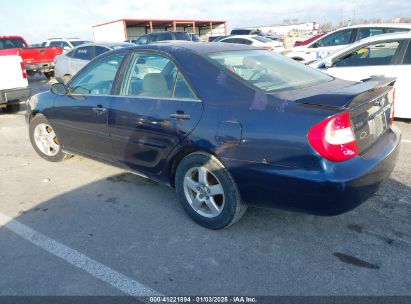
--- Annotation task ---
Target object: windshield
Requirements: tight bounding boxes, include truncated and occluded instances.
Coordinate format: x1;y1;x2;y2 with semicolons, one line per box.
70;41;90;47
0;38;28;49
208;50;333;92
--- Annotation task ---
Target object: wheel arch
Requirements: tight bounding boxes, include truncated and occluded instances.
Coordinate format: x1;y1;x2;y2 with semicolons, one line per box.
168;146;220;188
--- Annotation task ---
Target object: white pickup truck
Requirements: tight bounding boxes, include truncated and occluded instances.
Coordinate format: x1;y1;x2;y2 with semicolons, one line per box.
0;49;30;110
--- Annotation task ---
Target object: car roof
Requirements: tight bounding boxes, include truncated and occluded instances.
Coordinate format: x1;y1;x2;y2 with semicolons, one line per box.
67;42;135;50
314;32;411;63
126;42;261;54
343;23;411;29
221;35;255;40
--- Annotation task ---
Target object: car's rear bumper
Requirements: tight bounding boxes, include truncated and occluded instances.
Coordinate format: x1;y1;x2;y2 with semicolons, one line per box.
224;126;401;215
0;87;31;105
26;62;54;73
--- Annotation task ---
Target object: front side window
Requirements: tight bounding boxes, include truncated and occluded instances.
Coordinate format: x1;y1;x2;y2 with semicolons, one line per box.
208;50;332;92
0;38;28;49
385;28;410;33
158;32;173;41
70;41;89;47
69;52;126;95
121;53;196;99
334;40;401;67
315;29;353;47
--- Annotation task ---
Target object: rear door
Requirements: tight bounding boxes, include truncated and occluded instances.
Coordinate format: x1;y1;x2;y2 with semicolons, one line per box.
390;39;411;118
108;51;203;175
323;39;405;81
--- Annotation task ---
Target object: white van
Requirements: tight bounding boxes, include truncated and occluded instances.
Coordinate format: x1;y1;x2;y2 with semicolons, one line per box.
0;49;30;110
284;24;411;64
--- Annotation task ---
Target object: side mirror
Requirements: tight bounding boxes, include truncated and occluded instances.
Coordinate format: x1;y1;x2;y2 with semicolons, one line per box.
51;83;67;95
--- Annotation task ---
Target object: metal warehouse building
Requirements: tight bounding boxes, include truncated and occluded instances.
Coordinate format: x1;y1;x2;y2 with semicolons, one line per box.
92;19;227;42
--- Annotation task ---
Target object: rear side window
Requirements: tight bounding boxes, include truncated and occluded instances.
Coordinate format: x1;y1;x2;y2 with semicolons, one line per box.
49;41;71;48
121;53;196;99
335;40;401;67
316;29;354;47
73;46;93;60
385;28;410;33
355;28;384;41
173;32;191;41
158;32;173;41
231;30;251;35
403;41;411;64
95;46;109;57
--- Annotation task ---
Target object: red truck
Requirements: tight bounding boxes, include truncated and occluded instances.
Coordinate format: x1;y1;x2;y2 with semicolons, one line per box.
0;36;62;79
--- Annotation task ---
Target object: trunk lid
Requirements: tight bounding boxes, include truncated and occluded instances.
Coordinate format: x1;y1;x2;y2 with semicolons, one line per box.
295;77;396;154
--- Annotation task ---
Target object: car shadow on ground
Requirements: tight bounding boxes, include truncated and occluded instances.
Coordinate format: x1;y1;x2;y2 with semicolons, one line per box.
1;168;410;296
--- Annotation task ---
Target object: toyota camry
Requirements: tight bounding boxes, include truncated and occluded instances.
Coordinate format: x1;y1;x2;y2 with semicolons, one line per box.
26;43;400;229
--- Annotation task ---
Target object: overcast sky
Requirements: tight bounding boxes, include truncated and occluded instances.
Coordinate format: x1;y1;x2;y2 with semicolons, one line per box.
1;0;410;43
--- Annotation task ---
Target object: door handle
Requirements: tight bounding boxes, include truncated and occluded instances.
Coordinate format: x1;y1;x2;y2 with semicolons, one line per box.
170;112;191;120
92;106;107;115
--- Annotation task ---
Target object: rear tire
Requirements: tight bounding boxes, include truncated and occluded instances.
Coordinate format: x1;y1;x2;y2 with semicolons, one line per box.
62;74;72;84
175;152;247;229
29;114;70;162
44;72;54;80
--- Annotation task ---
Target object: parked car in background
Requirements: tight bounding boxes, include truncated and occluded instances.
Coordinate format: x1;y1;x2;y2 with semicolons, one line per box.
0;36;62;79
27;43;399;229
124;39;137;44
231;28;265;36
54;42;134;83
41;38;90;51
283;24;411;63
0;49;30;111
310;32;411;119
294;33;325;47
135;31;191;45
219;35;284;52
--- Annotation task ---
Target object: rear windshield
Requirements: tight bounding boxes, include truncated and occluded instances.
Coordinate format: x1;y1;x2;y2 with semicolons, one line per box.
0;38;28;49
252;36;272;43
71;41;89;47
208;50;333;92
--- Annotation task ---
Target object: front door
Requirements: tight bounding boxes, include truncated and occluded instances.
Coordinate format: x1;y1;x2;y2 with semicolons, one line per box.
49;51;127;160
108;52;203;175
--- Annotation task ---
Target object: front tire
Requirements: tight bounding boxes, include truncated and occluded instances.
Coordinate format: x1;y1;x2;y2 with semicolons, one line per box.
29;114;70;162
175;152;247;229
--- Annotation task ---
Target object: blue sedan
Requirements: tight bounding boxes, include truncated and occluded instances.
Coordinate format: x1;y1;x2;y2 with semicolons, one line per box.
26;43;400;229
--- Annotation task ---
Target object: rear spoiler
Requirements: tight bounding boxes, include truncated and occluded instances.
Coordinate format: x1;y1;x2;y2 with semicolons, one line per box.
295;77;396;109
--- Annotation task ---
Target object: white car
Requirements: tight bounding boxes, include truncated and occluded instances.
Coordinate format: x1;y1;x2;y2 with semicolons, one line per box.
41;38;90;51
0;49;30;111
284;24;411;64
310;32;411;119
219;35;284;52
54;42;133;83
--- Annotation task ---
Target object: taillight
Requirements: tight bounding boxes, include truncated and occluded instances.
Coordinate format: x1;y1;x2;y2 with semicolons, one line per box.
390;88;395;126
20;62;27;79
308;112;358;162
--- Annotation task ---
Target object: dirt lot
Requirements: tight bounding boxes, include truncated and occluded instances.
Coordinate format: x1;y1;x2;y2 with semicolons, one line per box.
0;75;410;296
